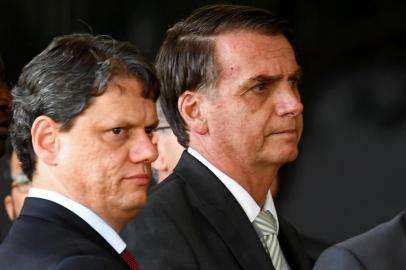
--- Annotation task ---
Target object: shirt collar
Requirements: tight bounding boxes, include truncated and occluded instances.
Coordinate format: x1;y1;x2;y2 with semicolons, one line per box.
187;147;280;233
28;187;126;253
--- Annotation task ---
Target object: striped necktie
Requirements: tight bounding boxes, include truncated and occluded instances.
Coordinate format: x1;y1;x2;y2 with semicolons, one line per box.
252;210;286;270
120;248;140;270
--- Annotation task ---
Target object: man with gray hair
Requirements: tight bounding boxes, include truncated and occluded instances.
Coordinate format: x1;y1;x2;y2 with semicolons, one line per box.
0;33;159;269
129;4;312;270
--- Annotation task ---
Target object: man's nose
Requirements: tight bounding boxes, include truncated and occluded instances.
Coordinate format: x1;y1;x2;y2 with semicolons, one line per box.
129;134;159;164
275;86;303;117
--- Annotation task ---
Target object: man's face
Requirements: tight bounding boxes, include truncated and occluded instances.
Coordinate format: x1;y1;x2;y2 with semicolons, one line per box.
56;77;158;229
203;31;303;172
5;150;30;220
0;80;11;156
152;124;184;182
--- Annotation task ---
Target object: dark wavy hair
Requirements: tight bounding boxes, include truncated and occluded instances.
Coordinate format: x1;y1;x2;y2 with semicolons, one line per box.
11;33;160;179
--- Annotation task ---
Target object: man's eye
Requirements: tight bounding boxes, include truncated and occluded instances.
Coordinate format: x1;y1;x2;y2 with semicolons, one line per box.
145;127;155;136
288;77;301;89
112;128;123;135
253;83;267;92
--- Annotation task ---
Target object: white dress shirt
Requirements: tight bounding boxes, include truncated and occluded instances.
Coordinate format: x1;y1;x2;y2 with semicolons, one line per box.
28;187;126;254
188;147;280;230
188;147;291;269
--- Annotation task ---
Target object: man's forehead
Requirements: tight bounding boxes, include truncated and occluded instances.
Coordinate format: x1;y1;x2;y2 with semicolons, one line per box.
214;32;297;78
106;76;144;94
86;76;148;106
214;30;293;58
82;79;157;124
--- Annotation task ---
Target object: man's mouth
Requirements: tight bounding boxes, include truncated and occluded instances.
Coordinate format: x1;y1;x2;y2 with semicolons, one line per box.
272;128;297;135
123;173;151;185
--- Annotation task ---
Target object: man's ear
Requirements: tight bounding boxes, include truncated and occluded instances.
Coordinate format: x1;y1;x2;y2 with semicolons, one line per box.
31;116;59;166
178;91;208;135
4;195;16;221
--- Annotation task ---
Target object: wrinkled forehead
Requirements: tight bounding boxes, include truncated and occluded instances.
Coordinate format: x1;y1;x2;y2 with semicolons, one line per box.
214;31;294;62
213;31;297;81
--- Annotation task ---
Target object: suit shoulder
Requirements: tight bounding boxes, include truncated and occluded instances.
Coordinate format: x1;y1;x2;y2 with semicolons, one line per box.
0;216;119;268
149;172;186;193
314;245;365;270
337;211;406;251
146;173;193;208
315;211;406;269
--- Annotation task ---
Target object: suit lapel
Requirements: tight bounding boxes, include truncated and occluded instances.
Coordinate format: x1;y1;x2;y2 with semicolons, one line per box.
276;214;313;269
174;152;275;270
21;197;127;267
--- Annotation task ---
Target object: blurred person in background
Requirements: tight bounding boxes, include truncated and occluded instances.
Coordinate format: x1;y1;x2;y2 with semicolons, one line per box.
151;98;184;183
3;141;31;221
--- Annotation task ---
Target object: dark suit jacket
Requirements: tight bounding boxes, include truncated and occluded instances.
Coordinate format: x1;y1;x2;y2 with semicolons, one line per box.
0;197;129;270
124;151;312;270
314;211;406;270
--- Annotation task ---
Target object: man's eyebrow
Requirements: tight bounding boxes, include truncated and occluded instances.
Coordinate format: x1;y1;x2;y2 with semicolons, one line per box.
289;67;303;79
248;74;282;84
238;67;303;95
238;74;281;95
93;117;159;129
147;120;159;130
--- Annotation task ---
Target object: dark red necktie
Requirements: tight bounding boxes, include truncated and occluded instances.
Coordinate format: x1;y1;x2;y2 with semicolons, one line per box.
120;248;140;270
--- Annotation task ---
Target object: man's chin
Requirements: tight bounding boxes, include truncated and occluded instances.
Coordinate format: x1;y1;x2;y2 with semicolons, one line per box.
126;191;148;210
287;148;299;161
121;197;147;220
274;148;299;164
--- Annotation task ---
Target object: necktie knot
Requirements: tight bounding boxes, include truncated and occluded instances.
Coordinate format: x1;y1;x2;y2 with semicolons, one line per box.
252;210;277;237
252;210;286;270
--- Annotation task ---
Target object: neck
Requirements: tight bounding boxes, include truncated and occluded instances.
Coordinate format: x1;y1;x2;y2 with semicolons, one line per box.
190;142;280;206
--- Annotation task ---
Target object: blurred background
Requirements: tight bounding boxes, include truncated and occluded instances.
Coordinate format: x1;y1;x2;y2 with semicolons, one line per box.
1;0;406;253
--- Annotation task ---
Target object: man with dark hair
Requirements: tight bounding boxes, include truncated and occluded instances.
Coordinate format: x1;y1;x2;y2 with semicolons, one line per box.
0;33;159;269
0;56;12;157
129;4;312;270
